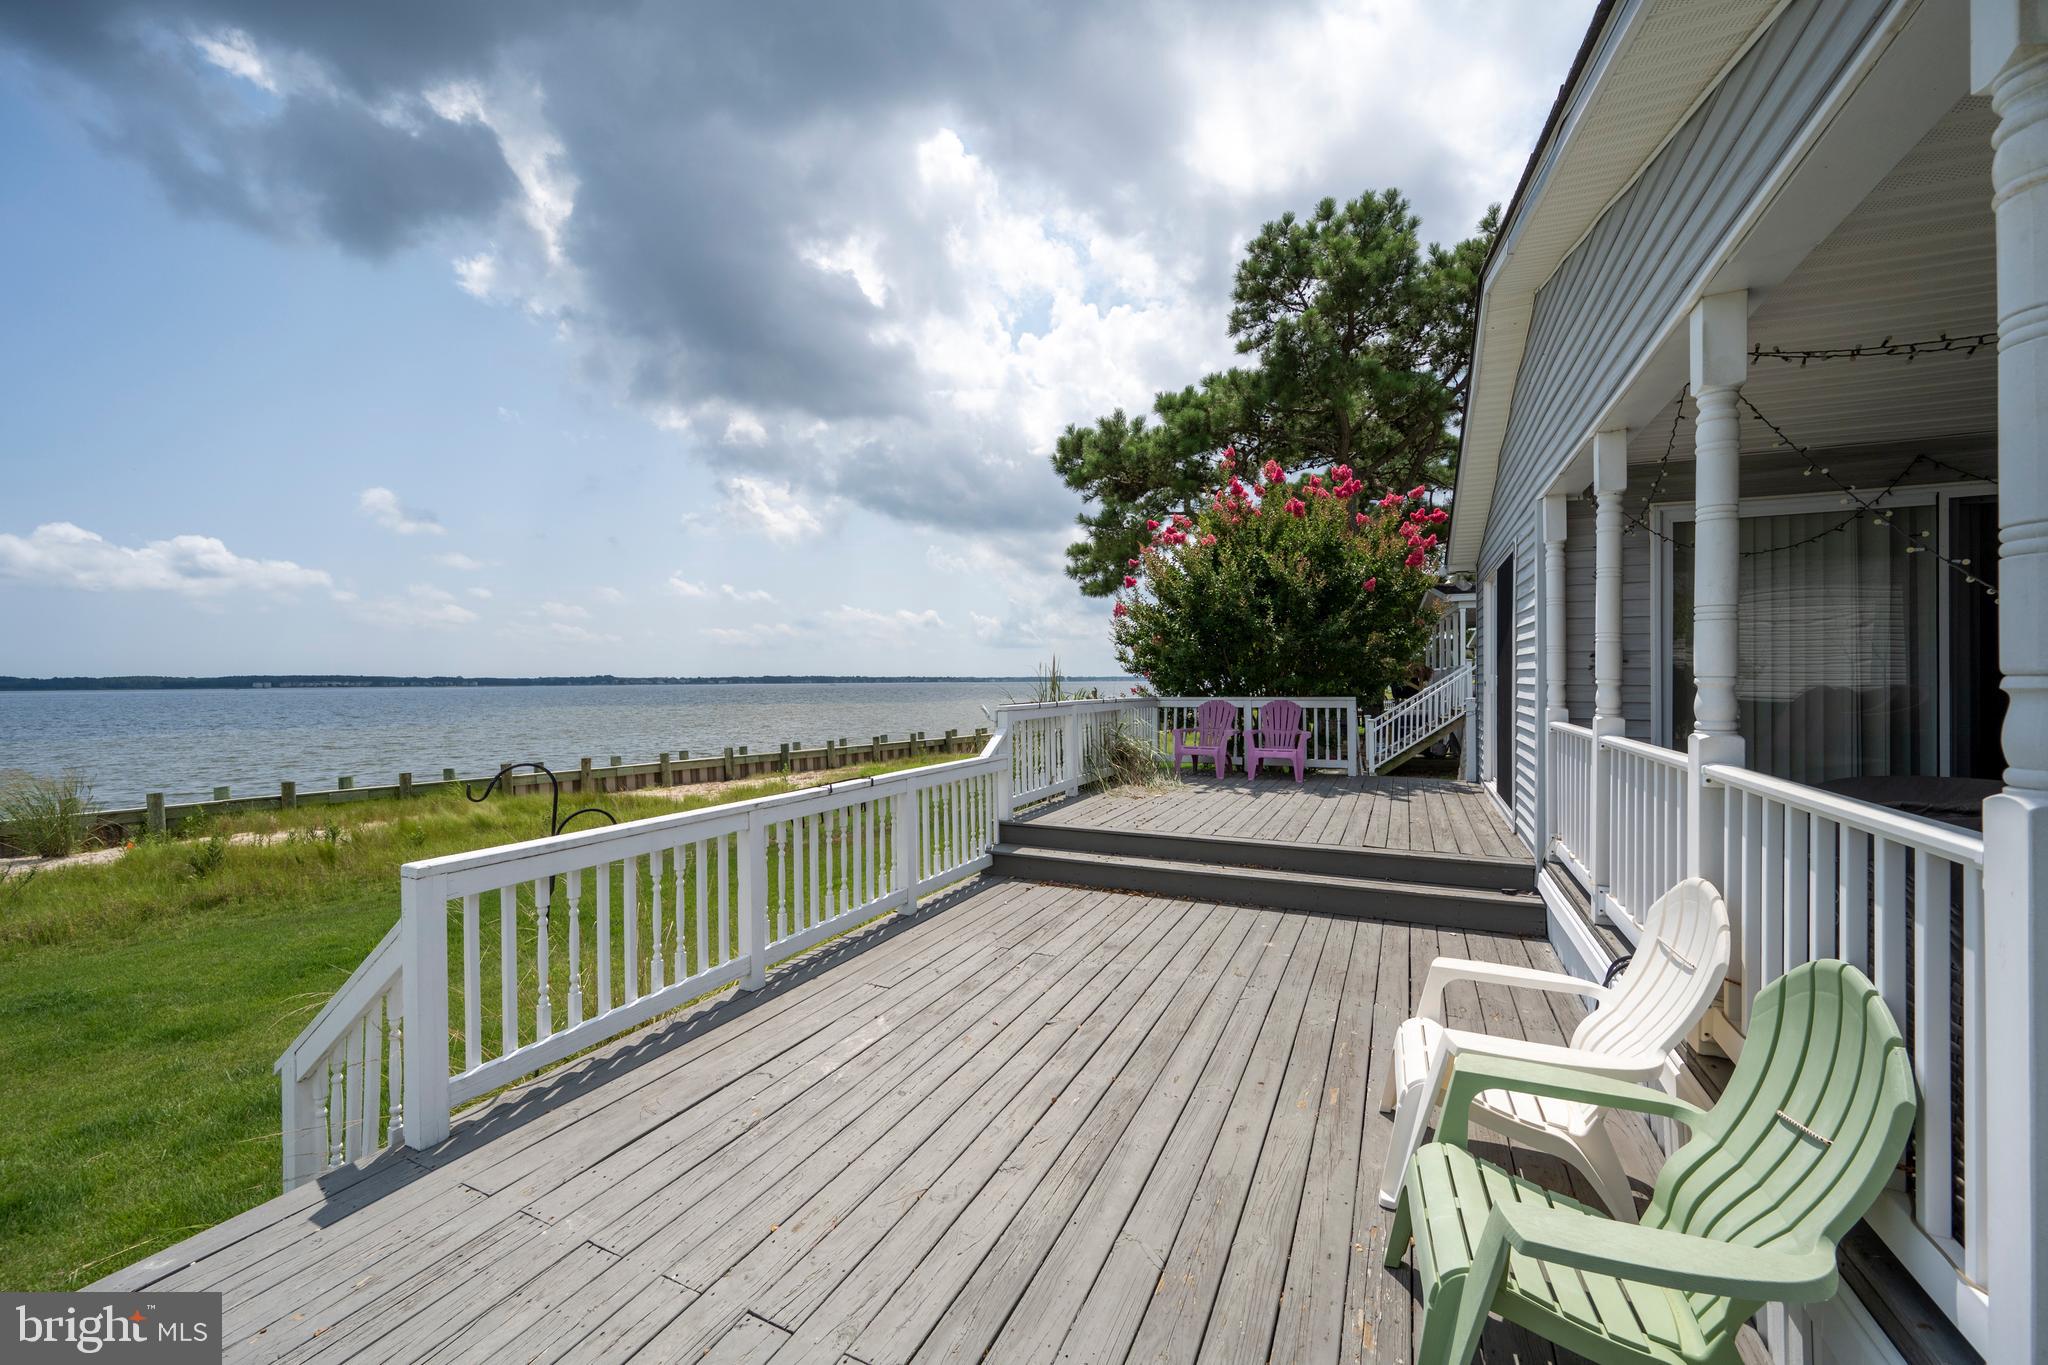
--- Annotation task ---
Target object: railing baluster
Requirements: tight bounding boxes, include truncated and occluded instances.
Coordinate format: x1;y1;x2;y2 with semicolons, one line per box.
1809;816;1837;959
624;852;639;1004
569;867;586;1027
648;850;664;993
1784;806;1810;969
499;885;517;1056
1874;838;1908;1028
462;893;481;1073
1840;826;1871;977
694;840;709;971
536;877;552;1039
1914;849;1955;1242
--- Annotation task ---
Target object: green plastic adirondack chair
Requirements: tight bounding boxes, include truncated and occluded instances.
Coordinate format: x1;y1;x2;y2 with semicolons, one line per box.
1384;960;1917;1365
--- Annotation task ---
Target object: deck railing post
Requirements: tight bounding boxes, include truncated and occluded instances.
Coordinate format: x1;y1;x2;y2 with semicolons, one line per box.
993;730;1013;821
1061;707;1082;797
738;811;768;990
278;1047;324;1191
902;788;924;909
399;868;450;1151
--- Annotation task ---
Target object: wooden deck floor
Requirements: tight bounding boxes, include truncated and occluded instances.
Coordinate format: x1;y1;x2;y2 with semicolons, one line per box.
1019;772;1529;863
110;879;1683;1364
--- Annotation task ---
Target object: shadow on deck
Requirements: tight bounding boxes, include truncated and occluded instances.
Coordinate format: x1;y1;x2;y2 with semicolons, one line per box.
98;876;1746;1364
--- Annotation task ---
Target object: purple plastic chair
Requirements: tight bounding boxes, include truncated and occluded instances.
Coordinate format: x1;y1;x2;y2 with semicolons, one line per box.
1172;699;1238;777
1247;699;1307;782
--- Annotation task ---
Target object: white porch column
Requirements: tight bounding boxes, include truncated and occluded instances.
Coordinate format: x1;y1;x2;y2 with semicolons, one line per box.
1541;496;1569;727
1685;292;1747;891
1589;430;1628;921
1974;9;2048;1357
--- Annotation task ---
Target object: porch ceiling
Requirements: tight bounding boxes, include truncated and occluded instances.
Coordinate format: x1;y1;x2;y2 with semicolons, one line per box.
1625;96;1996;467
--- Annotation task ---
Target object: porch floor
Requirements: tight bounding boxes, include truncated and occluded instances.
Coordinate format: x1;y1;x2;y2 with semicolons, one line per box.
1018;771;1530;863
108;878;1725;1364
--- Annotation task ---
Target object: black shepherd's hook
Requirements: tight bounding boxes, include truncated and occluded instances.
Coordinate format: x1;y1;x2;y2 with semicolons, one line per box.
465;763;619;904
464;761;619;839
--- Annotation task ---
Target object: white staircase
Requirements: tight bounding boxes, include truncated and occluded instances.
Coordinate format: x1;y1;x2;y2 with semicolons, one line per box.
1362;663;1472;775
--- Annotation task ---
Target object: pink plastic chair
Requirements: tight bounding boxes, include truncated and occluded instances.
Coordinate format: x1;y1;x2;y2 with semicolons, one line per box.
1247;699;1307;782
1172;699;1238;777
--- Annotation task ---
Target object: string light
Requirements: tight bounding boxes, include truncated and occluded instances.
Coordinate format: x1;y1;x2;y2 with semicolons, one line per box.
1748;331;1996;367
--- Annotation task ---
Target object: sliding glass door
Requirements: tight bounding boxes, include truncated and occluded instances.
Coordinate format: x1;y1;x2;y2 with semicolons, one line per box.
1668;504;1940;785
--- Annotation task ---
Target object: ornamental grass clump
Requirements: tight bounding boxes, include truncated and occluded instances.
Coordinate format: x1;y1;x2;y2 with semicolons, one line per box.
0;770;96;859
1111;448;1446;705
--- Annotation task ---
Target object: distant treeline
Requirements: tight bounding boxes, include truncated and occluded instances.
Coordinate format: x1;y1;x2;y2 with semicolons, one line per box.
0;674;1125;692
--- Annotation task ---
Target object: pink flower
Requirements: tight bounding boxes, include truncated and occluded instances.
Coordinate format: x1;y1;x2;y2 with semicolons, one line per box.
1127;557;1139;567
1409;485;1427;499
1249;507;1262;518
1146;519;1159;531
1363;576;1377;592
1379;493;1402;508
1314;486;1332;498
1123;575;1137;588
1429;508;1449;523
1355;512;1368;526
1262;459;1285;484
1404;550;1426;567
1112;601;1128;617
1174;513;1191;528
1222;444;1236;462
1285;497;1307;518
1200;533;1216;546
1334;464;1353;483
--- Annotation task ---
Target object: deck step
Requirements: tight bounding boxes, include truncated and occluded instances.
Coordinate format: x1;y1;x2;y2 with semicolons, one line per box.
989;843;1545;935
998;819;1533;893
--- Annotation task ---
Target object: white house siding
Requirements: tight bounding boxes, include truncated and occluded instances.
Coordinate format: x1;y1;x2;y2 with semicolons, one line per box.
1472;0;1900;845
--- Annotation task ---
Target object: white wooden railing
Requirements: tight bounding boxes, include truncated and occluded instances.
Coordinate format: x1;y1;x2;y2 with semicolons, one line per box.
1153;696;1361;775
994;698;1153;806
1546;720;1594;889
1703;764;1987;1340
1539;715;1992;1349
1424;608;1472;675
1361;665;1470;775
1601;736;1691;937
276;924;404;1189
1546;724;1690;940
277;733;1008;1190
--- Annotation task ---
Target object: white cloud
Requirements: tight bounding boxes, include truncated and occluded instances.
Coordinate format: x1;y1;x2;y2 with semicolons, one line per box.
824;604;946;639
359;487;445;536
593;585;625;603
192;29;278;93
718;476;823;544
538;600;589;621
545;621;620;645
702;622;800;646
720;583;775;604
0;522;333;597
721;411;767;446
433;551;487;571
466;586;493;600
800;232;889;307
355;584;479;628
666;575;710;598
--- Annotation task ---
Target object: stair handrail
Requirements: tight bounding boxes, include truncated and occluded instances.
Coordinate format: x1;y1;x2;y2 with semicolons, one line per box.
1365;663;1473;775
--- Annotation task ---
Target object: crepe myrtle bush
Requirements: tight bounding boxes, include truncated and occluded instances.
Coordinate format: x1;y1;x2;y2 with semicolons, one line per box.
1112;449;1446;705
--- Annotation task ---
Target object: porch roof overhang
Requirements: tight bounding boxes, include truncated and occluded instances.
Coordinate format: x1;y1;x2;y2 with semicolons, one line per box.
1447;0;1784;574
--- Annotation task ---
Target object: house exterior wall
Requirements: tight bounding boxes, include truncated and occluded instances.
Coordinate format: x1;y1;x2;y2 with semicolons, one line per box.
1474;0;1902;847
1559;441;1995;744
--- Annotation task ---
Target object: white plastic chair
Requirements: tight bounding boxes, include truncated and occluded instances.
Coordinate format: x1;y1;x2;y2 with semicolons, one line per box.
1376;877;1730;1221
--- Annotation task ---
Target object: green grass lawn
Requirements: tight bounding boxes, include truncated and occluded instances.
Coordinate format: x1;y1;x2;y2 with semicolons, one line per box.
0;752;968;1291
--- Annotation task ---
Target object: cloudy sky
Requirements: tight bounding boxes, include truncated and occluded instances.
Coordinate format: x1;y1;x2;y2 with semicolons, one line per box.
0;1;1590;677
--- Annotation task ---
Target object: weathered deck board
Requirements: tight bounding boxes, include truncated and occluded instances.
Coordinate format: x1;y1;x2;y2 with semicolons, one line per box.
1017;773;1530;864
121;877;1725;1364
